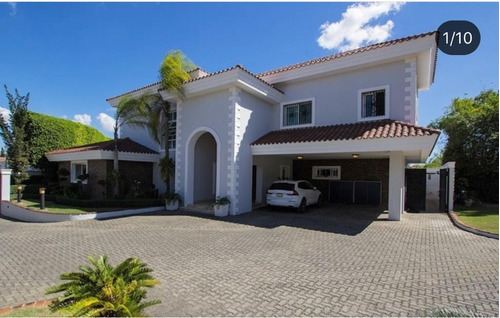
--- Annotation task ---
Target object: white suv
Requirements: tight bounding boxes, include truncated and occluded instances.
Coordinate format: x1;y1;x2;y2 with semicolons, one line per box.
266;180;323;212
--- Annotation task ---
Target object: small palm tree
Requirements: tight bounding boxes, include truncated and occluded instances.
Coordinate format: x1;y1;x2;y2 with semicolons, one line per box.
112;95;151;197
46;255;160;317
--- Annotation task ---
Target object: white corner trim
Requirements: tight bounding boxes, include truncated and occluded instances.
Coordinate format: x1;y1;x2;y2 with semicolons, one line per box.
357;85;390;122
404;57;417;124
280;97;316;130
227;87;241;214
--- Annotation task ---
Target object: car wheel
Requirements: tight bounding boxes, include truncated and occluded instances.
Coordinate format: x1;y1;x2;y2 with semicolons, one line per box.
297;198;307;213
316;195;322;207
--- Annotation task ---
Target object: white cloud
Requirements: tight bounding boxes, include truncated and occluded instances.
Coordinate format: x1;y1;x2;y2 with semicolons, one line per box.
7;2;16;16
73;113;92;126
317;2;405;52
0;107;11;121
97;113;115;133
61;115;68;119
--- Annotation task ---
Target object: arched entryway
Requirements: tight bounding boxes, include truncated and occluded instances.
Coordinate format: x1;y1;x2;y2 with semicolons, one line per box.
194;133;216;202
184;128;221;206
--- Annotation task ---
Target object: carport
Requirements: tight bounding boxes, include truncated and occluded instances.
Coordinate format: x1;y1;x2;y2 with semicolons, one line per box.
251;120;440;220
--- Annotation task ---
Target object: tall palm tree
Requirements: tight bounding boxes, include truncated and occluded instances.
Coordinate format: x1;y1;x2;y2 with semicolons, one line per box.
45;255;161;317
137;50;194;194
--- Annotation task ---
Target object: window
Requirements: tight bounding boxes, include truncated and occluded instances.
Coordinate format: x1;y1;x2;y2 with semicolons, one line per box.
298;181;315;190
281;99;314;128
312;166;341;180
358;86;389;121
71;161;88;183
168;111;176;150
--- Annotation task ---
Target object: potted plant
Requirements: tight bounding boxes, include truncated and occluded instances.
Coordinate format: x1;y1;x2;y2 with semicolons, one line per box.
164;192;181;211
213;196;230;217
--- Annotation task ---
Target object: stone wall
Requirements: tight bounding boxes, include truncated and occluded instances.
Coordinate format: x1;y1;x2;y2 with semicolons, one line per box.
88;160;109;200
292;159;389;206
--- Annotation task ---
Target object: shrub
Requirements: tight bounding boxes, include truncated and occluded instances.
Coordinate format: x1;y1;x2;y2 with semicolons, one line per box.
427;307;483;317
46;255;161;317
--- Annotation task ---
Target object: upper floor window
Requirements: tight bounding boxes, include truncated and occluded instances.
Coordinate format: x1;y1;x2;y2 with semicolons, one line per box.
358;86;389;121
281;99;314;129
167;111;176;150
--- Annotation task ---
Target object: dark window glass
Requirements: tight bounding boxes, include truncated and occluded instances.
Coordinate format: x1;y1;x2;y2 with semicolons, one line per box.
362;90;385;118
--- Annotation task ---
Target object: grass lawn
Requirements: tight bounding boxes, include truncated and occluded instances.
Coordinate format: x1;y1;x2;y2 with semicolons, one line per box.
455;205;499;234
19;199;121;214
0;307;61;317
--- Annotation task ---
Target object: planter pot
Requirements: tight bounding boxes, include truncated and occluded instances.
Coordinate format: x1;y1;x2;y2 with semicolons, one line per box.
214;204;229;217
165;199;179;211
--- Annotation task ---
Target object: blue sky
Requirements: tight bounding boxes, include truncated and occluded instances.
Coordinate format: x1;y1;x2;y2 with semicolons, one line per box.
0;2;498;156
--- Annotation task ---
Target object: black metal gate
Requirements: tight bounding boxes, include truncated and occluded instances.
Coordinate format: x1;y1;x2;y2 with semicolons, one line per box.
405;169;426;212
439;168;449;212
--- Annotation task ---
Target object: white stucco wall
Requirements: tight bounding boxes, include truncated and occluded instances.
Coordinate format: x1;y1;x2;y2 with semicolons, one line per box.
253;155;294;204
235;90;278;213
175;89;232;208
272;60;412;127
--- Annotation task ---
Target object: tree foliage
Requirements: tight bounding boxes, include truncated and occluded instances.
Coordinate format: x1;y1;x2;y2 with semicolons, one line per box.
46;255;161;317
0;85;30;184
26;112;109;167
430;90;499;203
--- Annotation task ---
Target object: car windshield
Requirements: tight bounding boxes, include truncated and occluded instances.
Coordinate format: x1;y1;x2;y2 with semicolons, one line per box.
269;183;295;191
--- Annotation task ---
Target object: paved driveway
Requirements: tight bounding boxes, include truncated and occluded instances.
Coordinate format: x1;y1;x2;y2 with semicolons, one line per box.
0;206;498;316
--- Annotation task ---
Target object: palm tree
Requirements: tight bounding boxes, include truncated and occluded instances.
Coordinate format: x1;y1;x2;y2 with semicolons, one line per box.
111;95;150;197
46;255;160;317
137;50;194;194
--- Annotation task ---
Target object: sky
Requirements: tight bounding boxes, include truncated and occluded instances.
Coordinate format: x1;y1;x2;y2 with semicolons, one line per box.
0;2;498;157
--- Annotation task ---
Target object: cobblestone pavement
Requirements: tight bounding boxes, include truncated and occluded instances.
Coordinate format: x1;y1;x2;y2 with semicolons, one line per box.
0;206;498;317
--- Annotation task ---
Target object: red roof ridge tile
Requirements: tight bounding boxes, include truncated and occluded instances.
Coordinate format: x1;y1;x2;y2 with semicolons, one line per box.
257;31;438;77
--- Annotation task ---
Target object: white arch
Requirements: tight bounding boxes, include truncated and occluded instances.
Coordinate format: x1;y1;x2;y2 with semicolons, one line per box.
184;126;221;206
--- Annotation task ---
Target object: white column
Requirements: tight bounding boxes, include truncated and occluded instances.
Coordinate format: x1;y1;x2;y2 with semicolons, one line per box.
1;169;12;201
388;152;405;221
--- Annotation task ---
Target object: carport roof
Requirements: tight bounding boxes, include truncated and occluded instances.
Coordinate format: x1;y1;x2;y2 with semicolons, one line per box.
251;120;440;146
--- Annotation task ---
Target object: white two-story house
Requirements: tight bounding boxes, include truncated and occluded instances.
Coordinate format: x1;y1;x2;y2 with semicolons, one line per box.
48;31;440;221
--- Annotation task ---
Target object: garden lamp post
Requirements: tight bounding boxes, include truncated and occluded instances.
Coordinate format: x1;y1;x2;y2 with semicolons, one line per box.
17;185;22;203
39;188;46;210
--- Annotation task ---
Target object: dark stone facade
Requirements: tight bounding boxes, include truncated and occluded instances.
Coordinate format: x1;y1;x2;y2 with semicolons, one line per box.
292;159;389;206
57;160;153;200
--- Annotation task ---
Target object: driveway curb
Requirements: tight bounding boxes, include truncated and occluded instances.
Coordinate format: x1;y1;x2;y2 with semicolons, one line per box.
0;298;55;315
448;210;499;240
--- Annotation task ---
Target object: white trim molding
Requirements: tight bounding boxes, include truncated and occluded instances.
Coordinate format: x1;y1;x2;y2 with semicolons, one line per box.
175;101;183;194
184;126;222;207
280;97;316;130
357;85;390;122
46;151;160;163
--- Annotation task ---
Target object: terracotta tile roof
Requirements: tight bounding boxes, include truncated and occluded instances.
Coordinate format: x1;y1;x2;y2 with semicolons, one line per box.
45;138;159;155
106;66;281;102
251;120;440;146
257;31;438;77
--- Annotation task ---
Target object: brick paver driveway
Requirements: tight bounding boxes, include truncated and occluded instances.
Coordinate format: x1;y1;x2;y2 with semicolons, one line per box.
0;206;498;316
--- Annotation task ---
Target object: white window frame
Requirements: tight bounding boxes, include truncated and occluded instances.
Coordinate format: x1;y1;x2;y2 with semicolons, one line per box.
357;85;390;122
158;107;177;152
280;97;315;129
167;110;177;151
71;160;88;184
312;166;341;180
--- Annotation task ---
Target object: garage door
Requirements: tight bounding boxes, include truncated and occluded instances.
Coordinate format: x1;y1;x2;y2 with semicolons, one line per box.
328;180;381;205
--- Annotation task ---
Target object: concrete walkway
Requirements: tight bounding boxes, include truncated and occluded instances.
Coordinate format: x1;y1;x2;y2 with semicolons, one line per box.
0;206;497;316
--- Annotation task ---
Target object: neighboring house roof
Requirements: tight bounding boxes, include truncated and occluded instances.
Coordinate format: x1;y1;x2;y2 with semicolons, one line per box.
257;31;438;78
45;138;159;155
251;120;440;146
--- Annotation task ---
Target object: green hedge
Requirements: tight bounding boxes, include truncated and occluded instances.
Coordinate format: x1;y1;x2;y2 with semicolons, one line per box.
26;112;110;166
53;196;164;209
